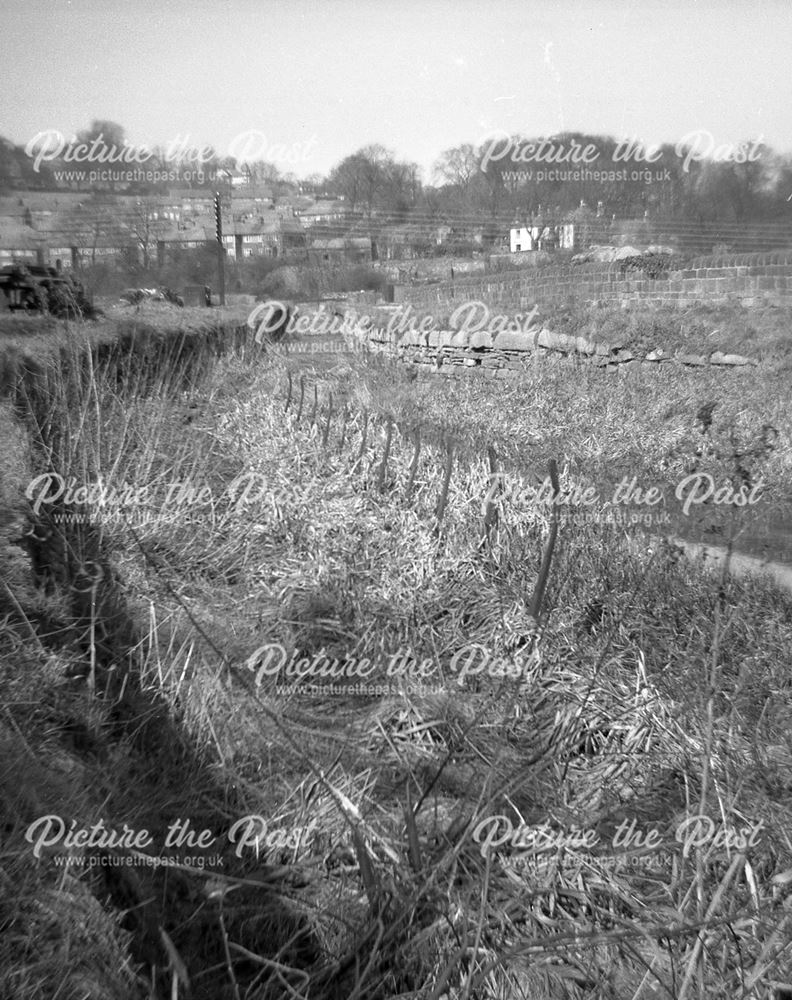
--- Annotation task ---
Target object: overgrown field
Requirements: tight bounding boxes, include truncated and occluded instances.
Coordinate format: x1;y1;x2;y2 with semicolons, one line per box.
1;315;792;1000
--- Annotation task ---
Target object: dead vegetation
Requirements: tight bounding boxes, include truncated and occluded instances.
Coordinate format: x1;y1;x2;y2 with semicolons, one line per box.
1;314;791;999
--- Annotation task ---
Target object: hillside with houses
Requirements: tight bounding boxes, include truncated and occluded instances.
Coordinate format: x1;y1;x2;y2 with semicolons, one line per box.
4;124;792;302
0;183;743;294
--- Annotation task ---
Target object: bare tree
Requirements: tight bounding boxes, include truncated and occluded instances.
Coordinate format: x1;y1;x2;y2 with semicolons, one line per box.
129;198;168;270
329;145;392;217
76;119;127;151
63;194;124;268
432;143;479;191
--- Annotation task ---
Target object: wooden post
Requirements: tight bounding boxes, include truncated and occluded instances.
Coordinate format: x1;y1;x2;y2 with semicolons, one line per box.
338;403;349;453
404;426;421;501
214;191;226;307
433;436;454;535
352;410;369;472
309;383;318;425
377;416;393;493
481;444;500;551
528;458;560;622
322;392;334;449
285;371;293;412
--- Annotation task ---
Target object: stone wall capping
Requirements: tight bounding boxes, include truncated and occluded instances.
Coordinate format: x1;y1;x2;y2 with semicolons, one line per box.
469;330;494;349
492;330;535;351
537;328;579;353
710;351;756;366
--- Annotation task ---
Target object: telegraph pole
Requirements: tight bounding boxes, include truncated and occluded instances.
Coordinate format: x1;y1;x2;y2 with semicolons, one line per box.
214;191;226;306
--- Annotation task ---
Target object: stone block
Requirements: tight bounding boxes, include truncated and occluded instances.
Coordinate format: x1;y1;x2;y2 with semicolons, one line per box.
492;330;534;351
709;351;755;366
537;328;578;353
450;329;470;348
469;330;494;349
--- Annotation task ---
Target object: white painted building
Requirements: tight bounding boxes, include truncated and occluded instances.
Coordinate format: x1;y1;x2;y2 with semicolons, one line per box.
509;222;576;252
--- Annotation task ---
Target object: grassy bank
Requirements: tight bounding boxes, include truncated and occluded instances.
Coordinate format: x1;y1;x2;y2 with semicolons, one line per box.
1;312;792;998
0;300;250;359
545;299;792;369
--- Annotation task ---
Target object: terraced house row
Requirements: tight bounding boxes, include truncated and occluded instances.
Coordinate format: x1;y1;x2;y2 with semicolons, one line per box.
0;189;352;270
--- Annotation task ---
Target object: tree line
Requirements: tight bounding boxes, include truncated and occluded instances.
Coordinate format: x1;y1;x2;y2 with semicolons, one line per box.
3;121;792;234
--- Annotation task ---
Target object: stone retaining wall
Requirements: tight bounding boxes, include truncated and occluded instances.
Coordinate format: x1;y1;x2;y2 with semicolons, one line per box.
392;251;792;314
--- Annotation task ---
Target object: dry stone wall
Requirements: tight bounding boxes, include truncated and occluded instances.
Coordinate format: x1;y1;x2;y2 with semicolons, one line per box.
348;317;758;378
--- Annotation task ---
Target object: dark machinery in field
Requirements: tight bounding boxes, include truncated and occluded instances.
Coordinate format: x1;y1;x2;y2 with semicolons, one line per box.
0;263;99;318
119;286;185;307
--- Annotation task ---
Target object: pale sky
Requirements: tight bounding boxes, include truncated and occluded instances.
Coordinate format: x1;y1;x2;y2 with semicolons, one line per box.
1;0;790;180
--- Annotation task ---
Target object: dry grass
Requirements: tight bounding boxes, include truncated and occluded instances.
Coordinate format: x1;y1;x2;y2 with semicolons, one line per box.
2;312;792;999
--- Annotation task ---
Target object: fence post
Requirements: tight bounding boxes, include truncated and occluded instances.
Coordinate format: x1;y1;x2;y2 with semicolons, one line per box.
377;416;393;493
352;409;369;473
481;444;500;552
433;435;454;536
404;426;421;501
309;383;318;426
322;392;334;449
338;403;349;453
528;458;560;622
